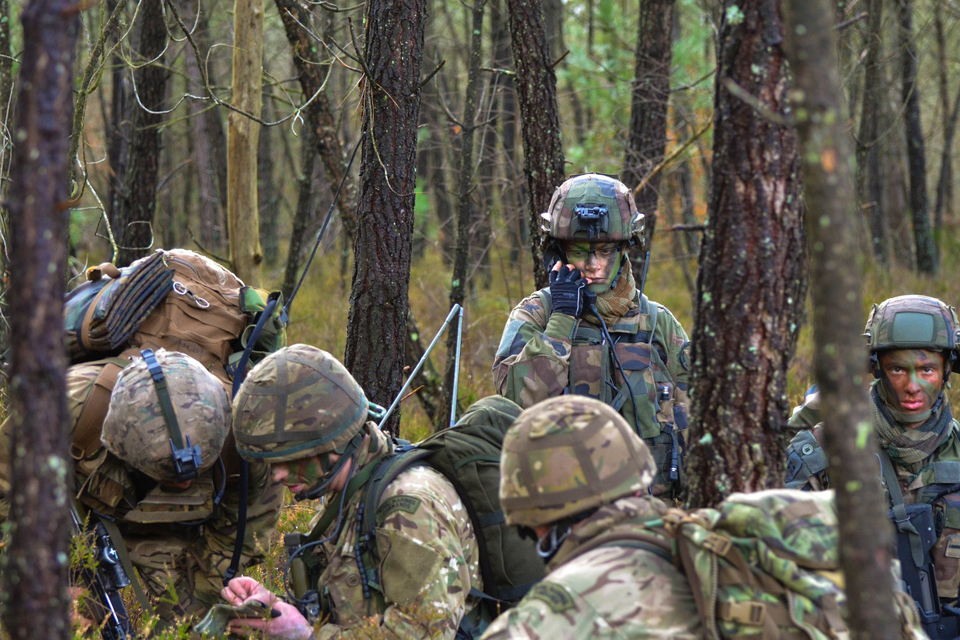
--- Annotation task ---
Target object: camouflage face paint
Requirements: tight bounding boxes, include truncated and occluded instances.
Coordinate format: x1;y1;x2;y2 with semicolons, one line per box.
272;455;327;493
878;349;945;425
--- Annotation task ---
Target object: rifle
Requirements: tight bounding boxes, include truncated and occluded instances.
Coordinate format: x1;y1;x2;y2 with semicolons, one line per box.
70;504;135;640
890;502;960;640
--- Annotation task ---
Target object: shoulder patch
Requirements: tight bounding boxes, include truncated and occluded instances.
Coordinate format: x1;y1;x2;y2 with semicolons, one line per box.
526;581;576;614
377;494;422;522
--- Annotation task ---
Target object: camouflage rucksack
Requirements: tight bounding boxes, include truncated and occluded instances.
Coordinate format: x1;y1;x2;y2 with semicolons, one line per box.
569;489;925;640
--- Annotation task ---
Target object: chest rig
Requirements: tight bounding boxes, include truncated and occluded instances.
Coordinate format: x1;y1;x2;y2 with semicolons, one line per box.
538;290;685;493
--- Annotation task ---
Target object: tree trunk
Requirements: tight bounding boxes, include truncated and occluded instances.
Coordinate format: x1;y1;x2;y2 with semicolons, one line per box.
111;0;167;267
227;0;264;286
934;2;952;229
856;0;887;265
183;2;227;253
439;0;486;430
897;0;937;274
275;0;357;241
0;0;12;363
258;100;279;265
622;0;674;271
781;2;900;638
420;79;455;262
1;1;78;637
344;0;426;435
685;0;805;509
505;0;565;289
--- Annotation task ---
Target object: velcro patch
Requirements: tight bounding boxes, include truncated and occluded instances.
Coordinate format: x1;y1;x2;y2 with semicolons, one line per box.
944;535;960;559
377;495;422;522
527;581;575;614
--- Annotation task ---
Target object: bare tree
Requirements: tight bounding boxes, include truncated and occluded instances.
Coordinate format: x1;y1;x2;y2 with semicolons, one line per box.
1;1;78;637
227;0;264;285
685;0;805;509
897;0;937;274
782;1;900;638
856;0;887;265
111;0;168;267
344;0;427;435
622;0;675;251
505;0;564;289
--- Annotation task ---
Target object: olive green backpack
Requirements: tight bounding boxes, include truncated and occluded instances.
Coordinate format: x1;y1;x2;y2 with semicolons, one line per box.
359;396;546;609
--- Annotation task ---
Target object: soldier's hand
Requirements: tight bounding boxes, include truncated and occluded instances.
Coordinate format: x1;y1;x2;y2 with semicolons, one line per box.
226;601;311;640
549;263;588;318
221;576;276;608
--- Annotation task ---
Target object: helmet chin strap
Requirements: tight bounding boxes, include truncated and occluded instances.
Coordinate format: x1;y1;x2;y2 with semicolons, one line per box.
589;249;626;294
295;433;364;502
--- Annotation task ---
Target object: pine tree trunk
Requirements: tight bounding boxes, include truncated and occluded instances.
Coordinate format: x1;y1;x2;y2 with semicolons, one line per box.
275;0;357;240
344;0;426;435
111;0;167;267
622;0;674;271
227;0;264;286
183;2;227;253
505;0;565;289
781;1;900;637
1;1;78;637
856;0;887;265
897;0;937;274
258;100;279;265
685;0;805;509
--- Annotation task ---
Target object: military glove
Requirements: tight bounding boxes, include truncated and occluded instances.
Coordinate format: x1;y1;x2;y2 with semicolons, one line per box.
549;265;588;318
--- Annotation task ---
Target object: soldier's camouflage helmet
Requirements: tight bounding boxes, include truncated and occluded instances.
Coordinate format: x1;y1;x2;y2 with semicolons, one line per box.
540;174;645;246
500;395;656;527
864;295;960;373
232;344;369;463
102;349;229;481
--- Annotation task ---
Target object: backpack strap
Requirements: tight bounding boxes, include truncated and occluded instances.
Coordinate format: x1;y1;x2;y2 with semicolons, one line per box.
559;527;674;566
640;295;658;346
71;357;130;460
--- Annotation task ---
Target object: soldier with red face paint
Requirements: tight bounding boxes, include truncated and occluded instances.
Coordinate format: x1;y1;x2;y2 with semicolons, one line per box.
785;295;960;606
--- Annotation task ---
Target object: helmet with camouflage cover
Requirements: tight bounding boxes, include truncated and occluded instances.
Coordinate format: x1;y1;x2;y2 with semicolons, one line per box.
500;396;656;528
232;344;369;465
864;295;960;375
540;174;645;246
102;349;229;482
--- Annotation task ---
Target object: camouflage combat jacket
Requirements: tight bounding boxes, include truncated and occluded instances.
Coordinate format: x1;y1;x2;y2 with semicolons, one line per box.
493;290;691;497
0;368;284;622
481;496;702;640
785;392;960;601
301;427;483;640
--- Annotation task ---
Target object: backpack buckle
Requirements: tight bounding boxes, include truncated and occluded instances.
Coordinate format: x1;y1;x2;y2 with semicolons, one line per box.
702;533;732;556
719;601;766;626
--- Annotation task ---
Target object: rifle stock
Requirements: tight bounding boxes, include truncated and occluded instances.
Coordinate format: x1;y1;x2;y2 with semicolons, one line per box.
70;504;135;640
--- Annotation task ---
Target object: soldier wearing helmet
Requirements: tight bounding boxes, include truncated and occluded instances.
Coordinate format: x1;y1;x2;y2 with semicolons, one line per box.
494;174;691;498
785;294;960;601
481;396;702;640
0;349;283;623
221;344;483;640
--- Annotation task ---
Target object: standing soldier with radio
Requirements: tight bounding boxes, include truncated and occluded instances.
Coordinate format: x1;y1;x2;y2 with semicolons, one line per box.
493;173;692;498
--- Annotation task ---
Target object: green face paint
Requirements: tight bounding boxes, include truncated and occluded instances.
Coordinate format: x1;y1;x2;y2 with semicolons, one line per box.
274;456;328;494
878;349;945;426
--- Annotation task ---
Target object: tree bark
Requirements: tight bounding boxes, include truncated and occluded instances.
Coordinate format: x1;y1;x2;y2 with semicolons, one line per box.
685;0;805;509
439;0;486;430
258;100;279;265
344;0;426;435
111;0;168;267
282;126;322;301
934;3;952;229
855;0;887;265
622;0;674;211
505;0;565;289
897;0;937;274
622;0;674;270
275;0;357;241
227;0;264;286
1;1;77;637
183;2;227;253
781;2;900;638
